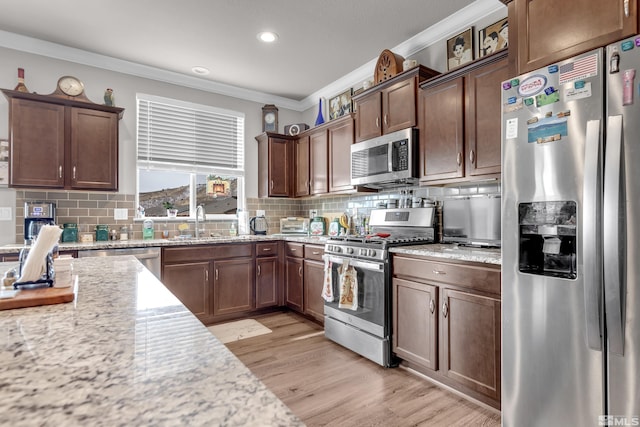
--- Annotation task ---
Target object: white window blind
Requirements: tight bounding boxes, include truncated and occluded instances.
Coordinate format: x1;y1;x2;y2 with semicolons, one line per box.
137;94;244;176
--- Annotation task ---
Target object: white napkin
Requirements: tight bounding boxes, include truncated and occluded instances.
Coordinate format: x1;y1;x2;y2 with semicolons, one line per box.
17;225;62;282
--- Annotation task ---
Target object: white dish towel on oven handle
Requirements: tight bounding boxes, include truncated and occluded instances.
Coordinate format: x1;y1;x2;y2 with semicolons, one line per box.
338;259;358;311
321;258;334;302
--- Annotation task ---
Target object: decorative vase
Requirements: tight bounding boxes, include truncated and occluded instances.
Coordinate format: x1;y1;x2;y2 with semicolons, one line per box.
314;98;325;126
167;209;178;217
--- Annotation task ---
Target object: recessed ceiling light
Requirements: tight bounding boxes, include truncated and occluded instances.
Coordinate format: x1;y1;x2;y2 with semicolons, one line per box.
192;66;210;75
257;31;278;43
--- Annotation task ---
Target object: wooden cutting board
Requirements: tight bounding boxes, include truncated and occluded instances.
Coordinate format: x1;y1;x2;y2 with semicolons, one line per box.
0;285;75;311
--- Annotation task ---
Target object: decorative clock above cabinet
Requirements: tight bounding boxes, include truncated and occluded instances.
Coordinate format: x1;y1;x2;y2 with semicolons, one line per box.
374;49;405;84
262;104;278;132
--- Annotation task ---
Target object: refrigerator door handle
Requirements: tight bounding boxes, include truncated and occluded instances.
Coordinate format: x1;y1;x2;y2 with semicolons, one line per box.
603;114;626;355
583;119;603;351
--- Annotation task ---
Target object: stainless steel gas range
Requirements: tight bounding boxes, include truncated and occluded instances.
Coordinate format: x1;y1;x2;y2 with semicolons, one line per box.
323;207;436;366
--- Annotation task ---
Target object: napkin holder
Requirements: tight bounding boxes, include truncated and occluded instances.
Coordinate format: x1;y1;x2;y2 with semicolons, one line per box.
13;248;55;289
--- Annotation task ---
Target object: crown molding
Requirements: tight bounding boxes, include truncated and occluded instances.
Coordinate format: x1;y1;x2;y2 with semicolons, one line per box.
0;0;504;113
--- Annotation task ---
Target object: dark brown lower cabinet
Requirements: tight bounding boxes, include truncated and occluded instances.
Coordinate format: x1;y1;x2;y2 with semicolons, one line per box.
256;256;279;309
303;259;324;323
163;261;210;319
213;258;254;317
392;254;501;409
285;256;304;312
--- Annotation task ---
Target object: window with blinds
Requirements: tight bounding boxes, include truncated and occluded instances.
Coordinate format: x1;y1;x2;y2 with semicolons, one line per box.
136;94;245;218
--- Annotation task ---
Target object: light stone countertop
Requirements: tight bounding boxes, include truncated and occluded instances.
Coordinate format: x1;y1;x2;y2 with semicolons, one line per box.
0;256;303;427
390;243;502;265
0;234;329;254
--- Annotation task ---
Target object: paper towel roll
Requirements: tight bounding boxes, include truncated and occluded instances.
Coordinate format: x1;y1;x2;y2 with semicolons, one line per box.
17;225;62;282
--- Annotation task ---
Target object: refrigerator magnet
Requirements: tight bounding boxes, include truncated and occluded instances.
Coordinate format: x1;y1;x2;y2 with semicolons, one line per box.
564;82;592;101
505;118;518;139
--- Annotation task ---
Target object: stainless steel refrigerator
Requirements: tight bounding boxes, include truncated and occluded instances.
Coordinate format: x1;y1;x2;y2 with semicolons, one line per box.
502;37;640;426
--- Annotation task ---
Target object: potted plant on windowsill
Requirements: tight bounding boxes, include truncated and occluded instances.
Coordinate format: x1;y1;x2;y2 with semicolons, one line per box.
163;202;178;217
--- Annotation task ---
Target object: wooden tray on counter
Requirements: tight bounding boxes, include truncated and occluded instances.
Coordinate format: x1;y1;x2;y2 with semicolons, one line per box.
0;281;76;311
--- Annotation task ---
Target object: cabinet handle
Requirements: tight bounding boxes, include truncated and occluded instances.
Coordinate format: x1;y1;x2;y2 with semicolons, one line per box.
215;269;219;281
298;266;303;277
429;299;435;314
624;0;630;17
469;150;475;164
205;270;209;282
257;265;261;276
375;117;380;128
384;114;388;126
312;251;320;255
262;248;272;252
305;180;308;189
442;302;449;318
59;166;62;179
456;152;462;166
73;166;76;180
270;180;274;190
432;269;446;275
291;248;297;252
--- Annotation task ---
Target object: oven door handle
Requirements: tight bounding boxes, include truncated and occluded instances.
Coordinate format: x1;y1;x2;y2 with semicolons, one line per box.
323;255;384;271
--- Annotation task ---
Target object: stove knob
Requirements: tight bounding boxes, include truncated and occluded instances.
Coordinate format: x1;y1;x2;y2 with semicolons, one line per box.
368;249;376;257
346;247;354;255
334;246;342;253
359;248;367;256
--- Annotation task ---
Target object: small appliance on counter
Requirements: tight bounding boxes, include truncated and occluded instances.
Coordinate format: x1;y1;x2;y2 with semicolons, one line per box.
24;201;56;245
279;217;309;235
249;216;267;235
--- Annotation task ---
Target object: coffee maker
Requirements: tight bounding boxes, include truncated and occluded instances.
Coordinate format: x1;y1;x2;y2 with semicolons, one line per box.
24;201;56;244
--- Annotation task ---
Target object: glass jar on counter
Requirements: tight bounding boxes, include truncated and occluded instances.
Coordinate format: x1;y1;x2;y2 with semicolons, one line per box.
120;226;129;241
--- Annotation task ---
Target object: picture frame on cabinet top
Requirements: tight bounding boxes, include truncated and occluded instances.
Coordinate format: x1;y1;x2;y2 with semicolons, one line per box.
479;18;508;58
446;27;474;71
328;88;353;120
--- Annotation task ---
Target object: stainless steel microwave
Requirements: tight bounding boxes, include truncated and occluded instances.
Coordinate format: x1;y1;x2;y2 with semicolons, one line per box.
350;128;418;188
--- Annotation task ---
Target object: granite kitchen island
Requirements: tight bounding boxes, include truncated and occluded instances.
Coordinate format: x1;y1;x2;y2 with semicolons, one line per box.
0;256;303;427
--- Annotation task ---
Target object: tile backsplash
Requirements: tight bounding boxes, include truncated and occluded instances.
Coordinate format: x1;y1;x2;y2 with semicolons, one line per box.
13;182;500;242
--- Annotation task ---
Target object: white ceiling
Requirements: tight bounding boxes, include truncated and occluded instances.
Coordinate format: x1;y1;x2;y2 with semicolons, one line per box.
0;0;504;110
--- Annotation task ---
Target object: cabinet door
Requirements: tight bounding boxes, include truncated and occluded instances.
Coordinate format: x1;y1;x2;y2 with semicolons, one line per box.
309;129;328;195
70;108;118;190
285;257;304;312
303;259;325;323
256;256;278;309
383;77;417;134
514;0;637;73
9;98;65;188
441;288;501;401
293;136;310;197
268;137;291;197
465;58;508;177
419;77;465;183
162;261;210;319
328;117;355;193
213;258;254;316
354;92;382;142
393;278;438;370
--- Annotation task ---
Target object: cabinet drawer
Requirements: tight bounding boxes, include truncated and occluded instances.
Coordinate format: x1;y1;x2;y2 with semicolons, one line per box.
285;242;304;258
304;244;325;261
393;255;500;295
163;243;254;263
256;242;279;257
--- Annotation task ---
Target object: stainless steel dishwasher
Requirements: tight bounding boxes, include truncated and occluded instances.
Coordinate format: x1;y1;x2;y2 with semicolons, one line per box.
77;247;161;280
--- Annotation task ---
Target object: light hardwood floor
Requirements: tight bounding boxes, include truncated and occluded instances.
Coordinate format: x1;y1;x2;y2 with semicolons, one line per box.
223;311;501;427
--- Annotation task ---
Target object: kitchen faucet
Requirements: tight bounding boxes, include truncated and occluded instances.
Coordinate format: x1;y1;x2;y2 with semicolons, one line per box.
195;205;205;238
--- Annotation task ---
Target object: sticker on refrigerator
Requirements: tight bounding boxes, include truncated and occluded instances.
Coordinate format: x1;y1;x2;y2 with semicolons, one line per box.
564;81;592;101
527;116;568;144
558;53;598;85
535;89;559;107
503;97;523;113
518;74;547;97
505;118;518;139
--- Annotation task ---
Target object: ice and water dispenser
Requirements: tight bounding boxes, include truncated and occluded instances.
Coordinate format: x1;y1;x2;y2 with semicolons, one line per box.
518;201;577;279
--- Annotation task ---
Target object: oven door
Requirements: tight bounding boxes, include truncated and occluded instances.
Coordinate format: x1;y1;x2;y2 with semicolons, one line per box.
323;255;388;338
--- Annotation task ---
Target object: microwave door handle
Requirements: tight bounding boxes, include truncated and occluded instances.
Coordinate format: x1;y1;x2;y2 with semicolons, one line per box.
388;141;395;172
